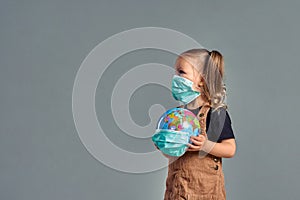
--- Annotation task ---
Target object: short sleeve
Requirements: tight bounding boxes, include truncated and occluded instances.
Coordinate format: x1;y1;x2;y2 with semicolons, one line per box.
217;111;235;142
206;108;235;143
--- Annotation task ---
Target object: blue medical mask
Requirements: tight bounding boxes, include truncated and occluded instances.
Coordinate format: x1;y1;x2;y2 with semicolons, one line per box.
172;74;201;104
152;129;190;157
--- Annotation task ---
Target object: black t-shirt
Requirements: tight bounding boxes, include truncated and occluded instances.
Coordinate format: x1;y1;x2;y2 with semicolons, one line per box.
181;105;235;143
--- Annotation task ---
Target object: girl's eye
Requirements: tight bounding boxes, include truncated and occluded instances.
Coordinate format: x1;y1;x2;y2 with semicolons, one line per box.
178;70;185;74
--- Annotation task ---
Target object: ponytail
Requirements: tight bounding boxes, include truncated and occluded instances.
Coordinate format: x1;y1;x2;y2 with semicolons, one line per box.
210;50;224;78
204;50;227;111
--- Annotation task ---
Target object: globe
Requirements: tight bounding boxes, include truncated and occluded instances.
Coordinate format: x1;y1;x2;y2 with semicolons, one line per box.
152;107;202;157
156;107;201;138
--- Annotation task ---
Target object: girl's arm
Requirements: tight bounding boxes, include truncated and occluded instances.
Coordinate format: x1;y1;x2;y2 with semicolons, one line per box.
202;138;236;158
188;132;236;158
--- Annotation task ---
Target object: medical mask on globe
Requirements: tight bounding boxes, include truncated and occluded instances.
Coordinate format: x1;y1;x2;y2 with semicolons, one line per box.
172;74;201;104
152;107;201;157
152;129;190;157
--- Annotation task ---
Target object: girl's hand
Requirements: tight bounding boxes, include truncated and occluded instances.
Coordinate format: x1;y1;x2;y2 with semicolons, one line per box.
187;132;208;151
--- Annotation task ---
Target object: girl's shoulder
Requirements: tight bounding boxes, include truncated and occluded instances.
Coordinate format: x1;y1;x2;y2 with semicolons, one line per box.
210;106;229;118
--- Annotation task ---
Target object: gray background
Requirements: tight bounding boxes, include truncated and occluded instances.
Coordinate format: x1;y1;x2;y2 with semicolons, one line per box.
1;0;299;199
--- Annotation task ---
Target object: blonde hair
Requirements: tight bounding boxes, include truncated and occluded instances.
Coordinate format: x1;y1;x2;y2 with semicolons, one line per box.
178;48;228;111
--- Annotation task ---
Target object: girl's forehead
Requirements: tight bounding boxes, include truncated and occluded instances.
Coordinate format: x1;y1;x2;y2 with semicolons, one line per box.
175;57;197;71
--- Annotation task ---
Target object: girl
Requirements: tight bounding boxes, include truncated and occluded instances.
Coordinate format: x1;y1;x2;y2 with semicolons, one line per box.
162;48;236;199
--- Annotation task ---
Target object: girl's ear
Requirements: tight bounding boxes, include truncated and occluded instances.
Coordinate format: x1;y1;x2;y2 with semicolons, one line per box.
192;81;202;92
197;79;205;89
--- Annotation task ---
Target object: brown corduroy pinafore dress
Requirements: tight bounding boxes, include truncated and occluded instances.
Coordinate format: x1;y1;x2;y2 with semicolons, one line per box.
164;104;226;200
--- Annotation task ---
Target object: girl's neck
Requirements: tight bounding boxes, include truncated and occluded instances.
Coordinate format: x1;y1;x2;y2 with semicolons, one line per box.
186;97;207;110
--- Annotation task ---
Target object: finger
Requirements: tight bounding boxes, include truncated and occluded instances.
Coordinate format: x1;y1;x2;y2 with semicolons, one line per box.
200;133;208;139
192;135;204;140
193;135;205;142
186;148;198;151
190;136;197;142
190;138;201;146
187;143;200;149
186;143;199;151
